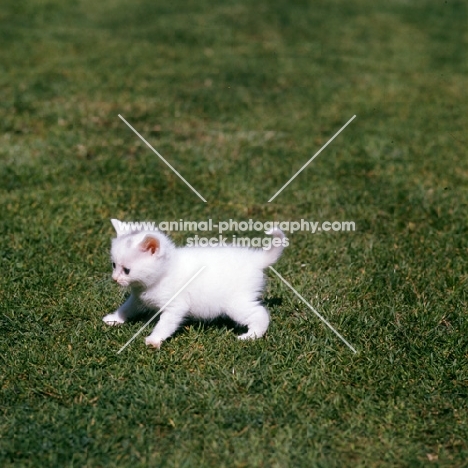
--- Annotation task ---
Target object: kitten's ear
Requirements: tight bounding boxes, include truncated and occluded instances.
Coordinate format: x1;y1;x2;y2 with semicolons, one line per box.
140;235;160;255
111;219;125;237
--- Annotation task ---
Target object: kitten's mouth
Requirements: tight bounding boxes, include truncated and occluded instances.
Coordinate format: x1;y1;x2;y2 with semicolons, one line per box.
114;278;130;287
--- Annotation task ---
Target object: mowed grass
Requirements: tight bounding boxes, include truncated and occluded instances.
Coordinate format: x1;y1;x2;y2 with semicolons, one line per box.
1;0;467;466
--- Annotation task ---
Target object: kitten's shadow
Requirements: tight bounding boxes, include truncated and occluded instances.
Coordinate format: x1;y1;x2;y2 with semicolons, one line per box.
132;296;283;339
263;296;283;308
132;311;248;337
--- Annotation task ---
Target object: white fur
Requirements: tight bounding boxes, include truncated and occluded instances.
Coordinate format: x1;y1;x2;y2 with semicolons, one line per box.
103;219;286;349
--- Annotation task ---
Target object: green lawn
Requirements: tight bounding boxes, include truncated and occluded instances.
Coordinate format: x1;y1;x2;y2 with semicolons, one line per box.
1;0;467;466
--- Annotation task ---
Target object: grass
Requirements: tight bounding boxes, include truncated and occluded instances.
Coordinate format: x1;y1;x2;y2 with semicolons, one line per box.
1;0;467;466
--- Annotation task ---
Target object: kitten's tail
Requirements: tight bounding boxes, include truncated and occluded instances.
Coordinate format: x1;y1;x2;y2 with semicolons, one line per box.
261;228;287;267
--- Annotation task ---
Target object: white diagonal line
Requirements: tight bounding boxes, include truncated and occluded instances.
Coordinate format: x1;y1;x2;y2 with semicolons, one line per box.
268;266;357;353
117;266;206;354
118;114;207;203
268;115;356;202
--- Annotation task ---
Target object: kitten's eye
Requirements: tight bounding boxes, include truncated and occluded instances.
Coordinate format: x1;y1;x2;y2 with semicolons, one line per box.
123;267;130;275
112;262;116;269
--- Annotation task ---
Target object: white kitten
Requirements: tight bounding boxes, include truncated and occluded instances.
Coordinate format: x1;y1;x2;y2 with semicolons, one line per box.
103;219;287;349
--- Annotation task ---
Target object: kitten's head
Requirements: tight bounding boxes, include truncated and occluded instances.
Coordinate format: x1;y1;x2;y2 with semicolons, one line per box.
110;219;174;289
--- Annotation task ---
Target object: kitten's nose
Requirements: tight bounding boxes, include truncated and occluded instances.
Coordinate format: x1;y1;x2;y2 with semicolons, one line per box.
112;273;119;282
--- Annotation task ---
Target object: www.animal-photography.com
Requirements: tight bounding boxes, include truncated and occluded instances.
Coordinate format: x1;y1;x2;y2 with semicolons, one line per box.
1;1;466;466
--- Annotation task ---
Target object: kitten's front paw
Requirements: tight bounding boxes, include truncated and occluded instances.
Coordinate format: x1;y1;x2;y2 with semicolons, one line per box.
237;331;259;340
145;336;163;349
102;313;125;326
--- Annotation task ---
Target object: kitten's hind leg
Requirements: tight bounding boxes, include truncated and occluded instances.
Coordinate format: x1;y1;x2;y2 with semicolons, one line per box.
103;294;141;326
234;304;270;340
